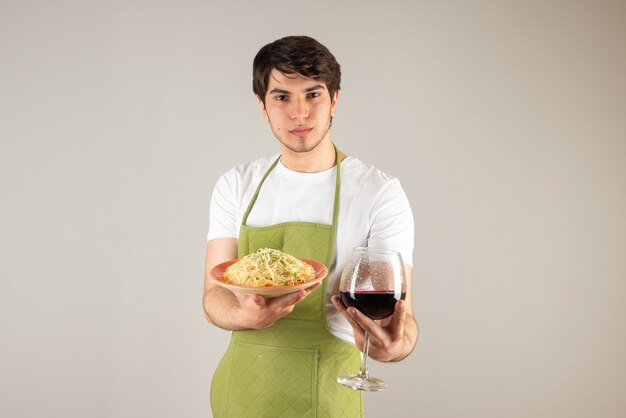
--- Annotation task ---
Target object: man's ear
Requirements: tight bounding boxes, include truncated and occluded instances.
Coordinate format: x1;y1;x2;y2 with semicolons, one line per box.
330;90;340;117
256;95;269;122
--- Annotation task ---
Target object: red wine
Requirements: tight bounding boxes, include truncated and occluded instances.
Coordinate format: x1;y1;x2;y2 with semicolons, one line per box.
339;290;406;320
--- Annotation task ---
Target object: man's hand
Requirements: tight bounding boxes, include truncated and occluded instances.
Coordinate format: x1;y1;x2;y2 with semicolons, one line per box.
331;295;417;362
233;283;321;329
203;239;323;331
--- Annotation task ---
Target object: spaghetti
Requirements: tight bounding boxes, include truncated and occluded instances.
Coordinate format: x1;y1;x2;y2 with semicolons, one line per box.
223;248;316;287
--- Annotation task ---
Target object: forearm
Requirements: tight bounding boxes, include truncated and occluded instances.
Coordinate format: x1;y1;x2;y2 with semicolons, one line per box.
203;238;252;330
202;286;250;331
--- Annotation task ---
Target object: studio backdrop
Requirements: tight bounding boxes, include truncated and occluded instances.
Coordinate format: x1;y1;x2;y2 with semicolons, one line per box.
1;1;625;417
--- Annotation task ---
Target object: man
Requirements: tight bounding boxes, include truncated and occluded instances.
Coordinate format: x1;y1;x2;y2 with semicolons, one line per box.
203;35;418;417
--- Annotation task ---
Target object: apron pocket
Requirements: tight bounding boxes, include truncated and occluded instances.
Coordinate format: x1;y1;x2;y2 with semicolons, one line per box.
225;340;319;418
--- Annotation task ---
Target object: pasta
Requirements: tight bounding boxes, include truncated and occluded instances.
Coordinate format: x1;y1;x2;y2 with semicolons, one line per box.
223;248;316;287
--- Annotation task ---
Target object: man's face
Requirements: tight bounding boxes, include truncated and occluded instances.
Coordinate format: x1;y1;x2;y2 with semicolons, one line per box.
258;69;338;154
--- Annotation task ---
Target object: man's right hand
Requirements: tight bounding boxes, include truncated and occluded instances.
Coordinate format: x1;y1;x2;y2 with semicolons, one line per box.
233;282;320;329
203;238;321;331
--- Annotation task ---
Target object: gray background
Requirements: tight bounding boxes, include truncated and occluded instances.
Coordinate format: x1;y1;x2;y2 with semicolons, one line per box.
1;0;625;417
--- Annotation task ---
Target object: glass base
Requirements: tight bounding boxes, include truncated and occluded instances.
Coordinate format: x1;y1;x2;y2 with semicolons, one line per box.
337;374;387;391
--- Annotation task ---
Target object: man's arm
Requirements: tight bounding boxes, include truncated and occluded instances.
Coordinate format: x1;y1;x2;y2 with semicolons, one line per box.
331;264;419;362
202;238;319;330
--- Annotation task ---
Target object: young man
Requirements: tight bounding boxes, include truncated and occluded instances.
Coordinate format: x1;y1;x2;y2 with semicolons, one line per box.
203;35;418;417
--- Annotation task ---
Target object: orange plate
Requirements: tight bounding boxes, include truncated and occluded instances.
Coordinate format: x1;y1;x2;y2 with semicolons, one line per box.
210;258;328;298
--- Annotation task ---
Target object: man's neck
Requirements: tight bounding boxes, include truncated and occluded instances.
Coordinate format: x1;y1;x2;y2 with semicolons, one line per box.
279;138;337;173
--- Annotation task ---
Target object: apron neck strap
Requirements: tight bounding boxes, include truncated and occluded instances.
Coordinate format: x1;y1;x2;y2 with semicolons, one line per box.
241;145;343;228
329;145;341;251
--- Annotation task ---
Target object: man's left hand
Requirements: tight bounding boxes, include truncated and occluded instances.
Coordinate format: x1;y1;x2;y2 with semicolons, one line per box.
331;295;416;362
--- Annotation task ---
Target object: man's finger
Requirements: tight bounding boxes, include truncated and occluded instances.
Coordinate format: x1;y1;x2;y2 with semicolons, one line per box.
387;300;406;341
331;295;365;334
267;289;306;309
251;294;267;307
393;299;406;326
303;282;321;295
346;305;389;343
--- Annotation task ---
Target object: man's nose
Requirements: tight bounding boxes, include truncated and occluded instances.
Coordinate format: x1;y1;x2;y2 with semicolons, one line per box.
289;98;309;120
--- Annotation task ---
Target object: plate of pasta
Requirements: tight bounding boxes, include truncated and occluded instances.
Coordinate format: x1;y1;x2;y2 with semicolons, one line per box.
210;248;328;297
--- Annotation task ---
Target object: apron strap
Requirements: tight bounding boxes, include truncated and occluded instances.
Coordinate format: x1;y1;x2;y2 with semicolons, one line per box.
241;145;344;234
327;146;341;267
241;156;280;226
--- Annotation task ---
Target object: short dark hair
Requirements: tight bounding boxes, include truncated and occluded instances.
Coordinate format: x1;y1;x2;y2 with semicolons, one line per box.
253;36;341;105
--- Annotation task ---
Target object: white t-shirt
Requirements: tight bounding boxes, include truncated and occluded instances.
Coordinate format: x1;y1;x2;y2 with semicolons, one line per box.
207;154;414;344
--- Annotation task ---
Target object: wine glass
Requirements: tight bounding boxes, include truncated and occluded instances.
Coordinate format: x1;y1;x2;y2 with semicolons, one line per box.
337;247;406;391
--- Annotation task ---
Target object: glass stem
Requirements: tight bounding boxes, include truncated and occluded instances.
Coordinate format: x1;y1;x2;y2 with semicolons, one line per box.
358;332;371;379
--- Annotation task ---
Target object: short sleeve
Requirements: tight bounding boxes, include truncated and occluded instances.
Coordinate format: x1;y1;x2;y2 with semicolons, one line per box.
367;179;414;266
206;171;239;241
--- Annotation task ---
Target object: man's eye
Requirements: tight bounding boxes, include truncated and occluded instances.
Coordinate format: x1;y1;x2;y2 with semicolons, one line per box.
276;95;288;101
308;92;321;99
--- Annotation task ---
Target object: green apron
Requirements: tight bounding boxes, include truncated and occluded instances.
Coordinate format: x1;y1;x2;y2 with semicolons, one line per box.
211;149;363;418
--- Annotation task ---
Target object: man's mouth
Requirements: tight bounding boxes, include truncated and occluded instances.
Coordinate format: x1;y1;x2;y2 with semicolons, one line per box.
289;127;313;136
